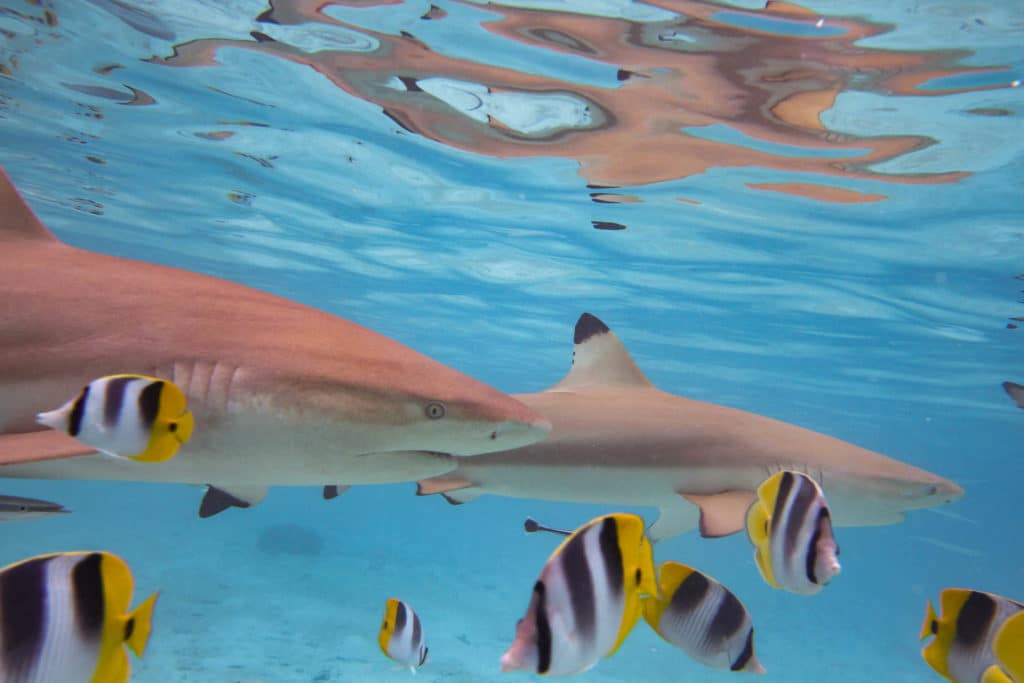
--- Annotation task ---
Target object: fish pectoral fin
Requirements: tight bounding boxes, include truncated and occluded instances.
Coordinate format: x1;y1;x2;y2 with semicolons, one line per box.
323;485;351;500
198;485;268;518
681;491;756;538
647;499;701;542
0;431;97;466
415;475;481;505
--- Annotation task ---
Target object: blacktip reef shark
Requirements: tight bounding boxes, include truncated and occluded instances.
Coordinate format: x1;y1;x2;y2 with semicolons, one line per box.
0;494;69;521
0;166;551;514
417;313;964;542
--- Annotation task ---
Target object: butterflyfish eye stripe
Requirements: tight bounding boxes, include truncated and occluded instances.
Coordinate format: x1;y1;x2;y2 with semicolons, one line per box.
68;385;89;437
71;553;105;640
534;581;552;674
103;376;130;428
0;555;52;677
956;591;996;647
137;381;163;427
562;526;597;640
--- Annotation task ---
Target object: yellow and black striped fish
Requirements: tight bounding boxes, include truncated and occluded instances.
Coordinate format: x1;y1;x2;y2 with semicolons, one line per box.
36;374;194;463
745;470;840;595
0;551;158;683
994;611;1024;681
501;512;658;677
378;598;428;672
642;561;765;674
920;588;1024;683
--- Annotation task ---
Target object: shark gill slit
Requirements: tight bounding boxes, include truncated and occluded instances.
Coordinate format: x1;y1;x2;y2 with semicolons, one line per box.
155;360;239;413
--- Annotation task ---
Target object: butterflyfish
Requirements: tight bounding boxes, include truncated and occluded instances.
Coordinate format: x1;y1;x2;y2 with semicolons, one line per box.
378;598;428;673
920;588;1023;683
745;469;840;595
0;551;158;683
642;561;765;674
500;512;659;677
994;610;1024;682
36;374;194;463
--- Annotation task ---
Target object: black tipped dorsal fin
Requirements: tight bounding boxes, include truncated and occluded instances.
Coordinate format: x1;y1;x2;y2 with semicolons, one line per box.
0;167;57;242
548;313;652;391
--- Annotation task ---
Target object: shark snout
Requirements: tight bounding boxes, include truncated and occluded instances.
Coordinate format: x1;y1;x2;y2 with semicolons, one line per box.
444;394;552;456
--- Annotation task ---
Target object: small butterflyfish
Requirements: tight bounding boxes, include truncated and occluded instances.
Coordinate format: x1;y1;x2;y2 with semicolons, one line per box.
378;598;428;673
642;561;765;674
36;374;194;463
0;551;158;683
920;588;1023;683
500;512;659;677
745;469;840;595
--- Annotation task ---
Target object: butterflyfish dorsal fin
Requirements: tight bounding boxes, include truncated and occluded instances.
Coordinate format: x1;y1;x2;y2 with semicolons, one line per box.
642;561;692;632
0;166;58;242
548;313;652;392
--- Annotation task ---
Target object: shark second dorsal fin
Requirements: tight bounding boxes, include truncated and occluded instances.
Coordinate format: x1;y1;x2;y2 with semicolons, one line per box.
547;313;652;391
0;166;57;242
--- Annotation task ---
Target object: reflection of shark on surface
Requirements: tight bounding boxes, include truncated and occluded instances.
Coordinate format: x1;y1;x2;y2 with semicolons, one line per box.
0;494;69;521
1003;382;1024;409
418;313;964;542
0;166;551;513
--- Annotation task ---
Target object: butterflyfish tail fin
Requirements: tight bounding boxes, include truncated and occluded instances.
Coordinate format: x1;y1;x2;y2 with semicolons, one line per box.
919;600;938;641
125;592;159;658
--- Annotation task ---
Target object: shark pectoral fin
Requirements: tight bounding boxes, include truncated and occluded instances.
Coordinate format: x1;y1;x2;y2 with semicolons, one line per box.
415;475;481;505
681;491;756;538
198;485;268;518
0;431;97;466
647;499;700;542
323;485;351;500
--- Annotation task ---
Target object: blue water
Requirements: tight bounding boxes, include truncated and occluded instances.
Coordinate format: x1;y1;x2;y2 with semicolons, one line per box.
0;0;1022;681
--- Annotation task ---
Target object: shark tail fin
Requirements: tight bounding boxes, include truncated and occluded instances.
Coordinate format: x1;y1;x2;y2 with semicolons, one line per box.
0;167;58;242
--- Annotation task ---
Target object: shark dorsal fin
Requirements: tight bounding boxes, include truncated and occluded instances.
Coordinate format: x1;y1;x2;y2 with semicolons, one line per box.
0;167;57;242
548;313;653;391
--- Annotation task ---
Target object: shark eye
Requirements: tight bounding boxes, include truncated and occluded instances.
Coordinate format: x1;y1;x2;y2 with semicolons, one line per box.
425;402;446;420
